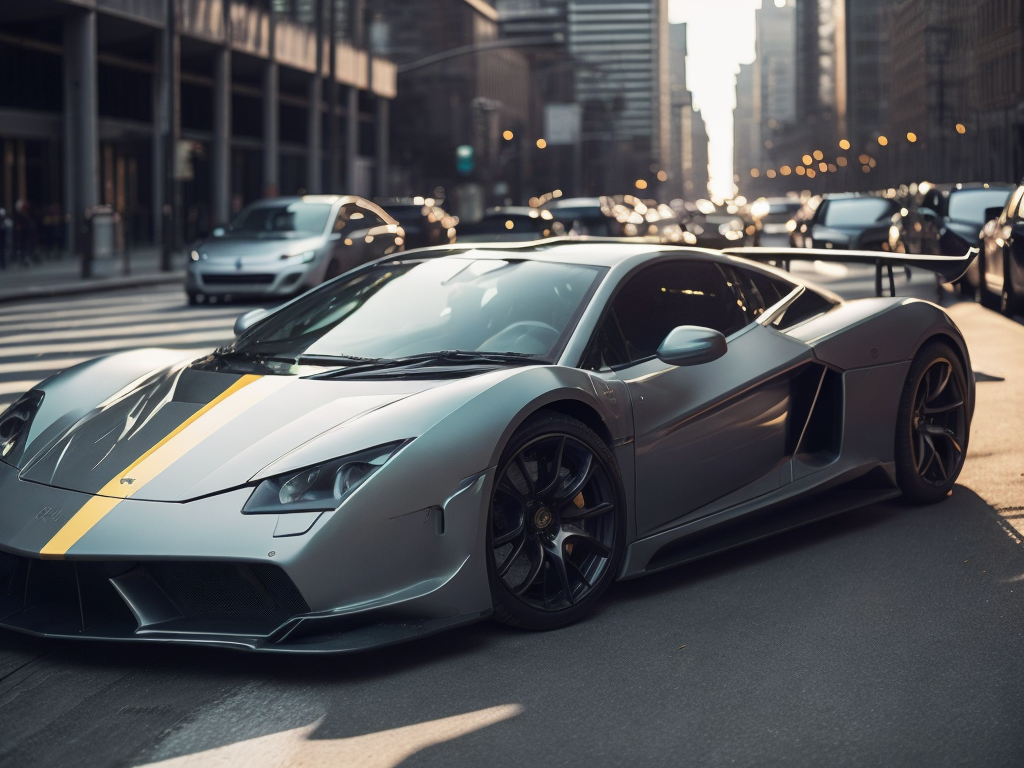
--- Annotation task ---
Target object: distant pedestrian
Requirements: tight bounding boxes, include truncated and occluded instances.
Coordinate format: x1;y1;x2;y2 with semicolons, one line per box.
13;199;39;266
0;208;9;270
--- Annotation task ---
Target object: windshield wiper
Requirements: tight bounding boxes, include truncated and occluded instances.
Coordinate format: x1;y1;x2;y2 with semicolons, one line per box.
306;350;542;379
296;353;383;366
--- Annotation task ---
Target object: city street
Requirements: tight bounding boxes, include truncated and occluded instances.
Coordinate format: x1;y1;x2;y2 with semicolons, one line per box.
0;274;1022;766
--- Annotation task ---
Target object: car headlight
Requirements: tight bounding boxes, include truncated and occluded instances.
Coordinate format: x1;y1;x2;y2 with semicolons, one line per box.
0;390;44;467
282;250;316;263
242;440;409;514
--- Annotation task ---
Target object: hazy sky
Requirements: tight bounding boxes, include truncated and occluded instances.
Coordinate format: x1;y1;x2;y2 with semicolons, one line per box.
669;0;761;198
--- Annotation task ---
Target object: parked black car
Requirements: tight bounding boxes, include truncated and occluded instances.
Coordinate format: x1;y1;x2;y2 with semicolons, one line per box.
540;196;624;237
378;198;457;249
791;193;900;251
454;207;565;243
979;181;1024;317
891;183;1015;296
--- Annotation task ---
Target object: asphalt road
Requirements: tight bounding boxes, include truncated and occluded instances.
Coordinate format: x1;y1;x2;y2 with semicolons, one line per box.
1;274;1023;767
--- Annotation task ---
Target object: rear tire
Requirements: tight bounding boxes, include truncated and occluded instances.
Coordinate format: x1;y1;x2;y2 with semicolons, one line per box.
895;341;969;504
487;411;625;631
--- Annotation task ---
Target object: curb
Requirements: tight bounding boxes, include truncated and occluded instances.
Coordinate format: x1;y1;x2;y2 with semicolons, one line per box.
0;272;185;305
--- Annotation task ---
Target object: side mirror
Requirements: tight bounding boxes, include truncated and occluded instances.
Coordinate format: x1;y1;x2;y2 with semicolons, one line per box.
234;307;269;336
984;206;1004;224
211;226;226;237
656;325;727;367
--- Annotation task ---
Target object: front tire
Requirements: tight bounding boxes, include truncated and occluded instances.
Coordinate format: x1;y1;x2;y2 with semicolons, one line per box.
487;412;625;631
895;341;969;504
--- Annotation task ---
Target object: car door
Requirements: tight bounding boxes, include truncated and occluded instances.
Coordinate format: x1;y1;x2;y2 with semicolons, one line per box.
983;185;1022;296
586;258;810;537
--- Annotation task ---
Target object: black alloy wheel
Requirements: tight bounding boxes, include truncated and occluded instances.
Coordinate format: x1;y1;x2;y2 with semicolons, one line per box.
487;412;624;630
895;341;969;504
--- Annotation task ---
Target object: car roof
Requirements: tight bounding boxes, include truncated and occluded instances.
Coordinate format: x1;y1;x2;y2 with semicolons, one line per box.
404;237;734;268
245;195;364;208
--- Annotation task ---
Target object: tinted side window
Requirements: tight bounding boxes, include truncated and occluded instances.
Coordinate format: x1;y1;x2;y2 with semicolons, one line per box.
728;266;794;320
584;261;746;370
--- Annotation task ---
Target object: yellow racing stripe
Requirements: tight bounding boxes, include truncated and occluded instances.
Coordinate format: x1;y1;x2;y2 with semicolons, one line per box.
40;373;283;559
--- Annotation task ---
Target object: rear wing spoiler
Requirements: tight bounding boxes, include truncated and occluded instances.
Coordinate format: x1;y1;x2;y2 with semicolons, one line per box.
721;247;978;297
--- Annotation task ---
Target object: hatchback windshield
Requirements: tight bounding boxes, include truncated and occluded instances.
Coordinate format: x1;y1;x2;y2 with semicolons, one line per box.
229;202;333;236
229;256;604;363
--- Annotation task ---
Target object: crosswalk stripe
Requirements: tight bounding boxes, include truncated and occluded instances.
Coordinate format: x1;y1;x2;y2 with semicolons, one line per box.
0;285;242;411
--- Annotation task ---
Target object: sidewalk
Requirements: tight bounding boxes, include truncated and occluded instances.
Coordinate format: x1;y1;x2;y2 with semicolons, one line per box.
0;246;186;304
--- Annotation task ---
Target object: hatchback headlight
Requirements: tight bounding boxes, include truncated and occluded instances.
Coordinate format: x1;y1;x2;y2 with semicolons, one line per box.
242;440;408;514
0;390;44;467
282;250;316;263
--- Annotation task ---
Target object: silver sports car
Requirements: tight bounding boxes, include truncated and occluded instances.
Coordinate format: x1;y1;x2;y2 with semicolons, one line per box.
0;240;975;651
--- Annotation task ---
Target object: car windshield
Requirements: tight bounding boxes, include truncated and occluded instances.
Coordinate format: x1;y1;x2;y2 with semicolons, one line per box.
947;189;1013;225
228;202;332;237
456;215;561;241
226;256;604;364
822;198;898;227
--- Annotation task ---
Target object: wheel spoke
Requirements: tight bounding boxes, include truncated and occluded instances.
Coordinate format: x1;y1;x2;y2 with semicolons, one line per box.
928;362;952;402
497;533;527;578
923;398;964;415
924;434;947;480
515;454;536;497
537;436;566;497
915;430;926;472
566;557;593;589
924;424;963;455
493;513;526;547
512;537;545;594
561;500;615;522
497;476;528;505
543;541;575;606
563;526;612;558
554;452;595;503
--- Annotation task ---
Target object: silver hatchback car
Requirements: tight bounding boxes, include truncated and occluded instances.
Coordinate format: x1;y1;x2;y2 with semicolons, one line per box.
186;195;404;303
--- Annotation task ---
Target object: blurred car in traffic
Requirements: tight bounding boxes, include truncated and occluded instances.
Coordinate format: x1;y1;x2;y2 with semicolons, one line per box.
787;196;821;248
791;193;899;251
455;207;565;243
979;180;1024;317
890;182;1014;296
186;196;403;304
676;199;749;249
540;196;624;237
747;197;803;247
378;198;457;249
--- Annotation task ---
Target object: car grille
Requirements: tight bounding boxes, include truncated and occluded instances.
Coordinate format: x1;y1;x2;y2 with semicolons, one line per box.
201;273;276;285
0;552;308;633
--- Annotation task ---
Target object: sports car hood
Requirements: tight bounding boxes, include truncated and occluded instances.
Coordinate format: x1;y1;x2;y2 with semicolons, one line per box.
19;364;439;502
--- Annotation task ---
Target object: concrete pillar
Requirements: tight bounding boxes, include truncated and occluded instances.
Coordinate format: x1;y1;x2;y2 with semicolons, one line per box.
212;47;231;224
263;62;279;197
306;0;324;195
345;85;359;192
307;74;322;195
374;96;388;197
264;16;279;198
151;30;165;248
62;10;99;259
